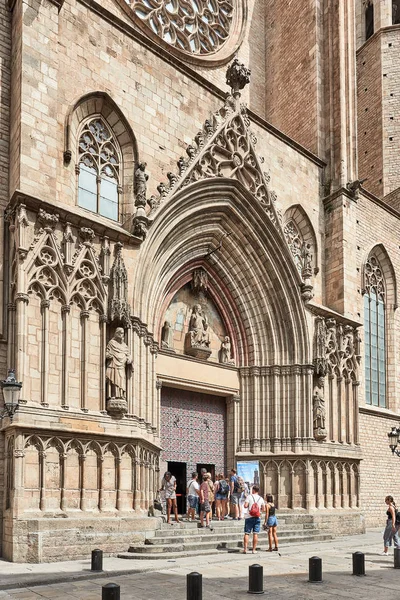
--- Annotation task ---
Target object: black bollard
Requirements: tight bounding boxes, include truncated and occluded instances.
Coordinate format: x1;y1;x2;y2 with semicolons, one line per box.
309;556;322;583
352;551;365;576
102;583;120;600
92;549;103;572
394;548;400;569
247;564;264;595
187;572;202;600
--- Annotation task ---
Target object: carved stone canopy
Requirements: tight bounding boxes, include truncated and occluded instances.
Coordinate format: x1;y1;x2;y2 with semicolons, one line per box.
108;242;131;327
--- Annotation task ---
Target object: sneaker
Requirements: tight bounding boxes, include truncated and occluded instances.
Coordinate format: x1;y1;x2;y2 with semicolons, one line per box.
380;551;389;555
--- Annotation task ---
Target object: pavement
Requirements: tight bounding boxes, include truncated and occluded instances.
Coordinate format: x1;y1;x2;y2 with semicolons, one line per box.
0;528;398;598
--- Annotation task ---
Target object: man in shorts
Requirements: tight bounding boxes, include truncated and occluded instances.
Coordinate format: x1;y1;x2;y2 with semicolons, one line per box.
230;468;241;520
186;472;200;522
243;485;265;554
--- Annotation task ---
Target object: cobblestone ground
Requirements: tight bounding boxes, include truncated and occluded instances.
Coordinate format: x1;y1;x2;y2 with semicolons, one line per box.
0;529;398;599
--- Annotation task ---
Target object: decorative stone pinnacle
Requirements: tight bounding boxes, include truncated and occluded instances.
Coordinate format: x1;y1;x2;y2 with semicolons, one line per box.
226;58;251;97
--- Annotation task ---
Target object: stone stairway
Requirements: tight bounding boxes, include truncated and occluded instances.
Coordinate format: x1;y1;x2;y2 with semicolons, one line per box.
118;513;333;560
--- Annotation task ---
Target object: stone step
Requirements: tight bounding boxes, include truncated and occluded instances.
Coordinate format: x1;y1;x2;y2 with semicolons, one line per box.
129;531;330;555
156;518;315;535
118;533;333;560
148;527;318;545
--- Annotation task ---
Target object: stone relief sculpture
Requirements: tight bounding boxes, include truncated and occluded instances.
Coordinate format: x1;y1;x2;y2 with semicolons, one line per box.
184;304;211;360
106;327;132;417
313;377;327;441
219;336;234;365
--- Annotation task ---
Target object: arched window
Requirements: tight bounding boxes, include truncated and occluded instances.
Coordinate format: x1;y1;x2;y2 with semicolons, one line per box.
393;1;400;24
365;2;374;40
77;118;121;221
363;255;386;407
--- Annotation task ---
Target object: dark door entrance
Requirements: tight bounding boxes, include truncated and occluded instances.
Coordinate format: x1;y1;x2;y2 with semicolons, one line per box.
197;463;215;482
167;461;187;515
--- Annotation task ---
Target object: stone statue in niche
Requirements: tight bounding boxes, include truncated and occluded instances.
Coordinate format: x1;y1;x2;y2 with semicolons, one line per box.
184;304;212;360
106;327;132;417
134;162;148;205
161;320;174;351
219;336;234;365
313;377;327;441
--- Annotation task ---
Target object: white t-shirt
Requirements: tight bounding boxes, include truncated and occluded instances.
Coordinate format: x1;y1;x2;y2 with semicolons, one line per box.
244;493;265;518
187;479;200;496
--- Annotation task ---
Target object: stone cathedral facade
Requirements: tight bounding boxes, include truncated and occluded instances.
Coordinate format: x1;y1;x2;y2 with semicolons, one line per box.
0;0;399;561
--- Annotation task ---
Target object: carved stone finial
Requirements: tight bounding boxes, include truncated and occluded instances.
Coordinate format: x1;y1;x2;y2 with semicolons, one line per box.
226;58;251;97
79;227;95;245
38;209;59;232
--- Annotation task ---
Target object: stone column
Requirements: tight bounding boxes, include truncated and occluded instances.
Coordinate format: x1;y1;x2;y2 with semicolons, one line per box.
98;455;104;511
271;367;281;452
15;293;29;389
61;305;70;409
40;299;50;407
251;367;261;452
13;432;25;516
99;315;107;413
116;457;122;511
80;311;89;412
80;454;87;511
39;451;46;511
60;452;67;511
156;380;162;434
353;382;360;444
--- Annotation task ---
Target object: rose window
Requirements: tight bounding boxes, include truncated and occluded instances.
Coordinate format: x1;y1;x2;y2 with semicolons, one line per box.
122;0;245;64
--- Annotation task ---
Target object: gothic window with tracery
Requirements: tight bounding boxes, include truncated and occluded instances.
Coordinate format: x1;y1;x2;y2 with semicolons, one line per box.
283;220;303;274
128;0;234;55
77;118;121;221
363;255;386;407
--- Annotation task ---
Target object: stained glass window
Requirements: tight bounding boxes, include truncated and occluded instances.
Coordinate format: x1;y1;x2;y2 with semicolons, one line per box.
364;255;386;407
77;118;120;221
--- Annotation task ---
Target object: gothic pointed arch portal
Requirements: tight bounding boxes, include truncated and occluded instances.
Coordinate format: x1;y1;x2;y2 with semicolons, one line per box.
132;178;314;466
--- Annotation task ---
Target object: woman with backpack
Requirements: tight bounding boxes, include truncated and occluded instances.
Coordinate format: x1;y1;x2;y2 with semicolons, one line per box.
215;473;230;520
264;494;279;552
382;495;400;555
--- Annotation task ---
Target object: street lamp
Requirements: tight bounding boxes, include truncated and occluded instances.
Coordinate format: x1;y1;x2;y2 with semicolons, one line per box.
0;370;22;421
388;426;400;457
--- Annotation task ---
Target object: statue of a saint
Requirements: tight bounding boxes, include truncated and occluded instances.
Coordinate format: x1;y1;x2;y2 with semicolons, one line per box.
184;304;211;359
219;336;233;364
134;162;148;204
188;304;210;348
106;327;132;399
161;320;172;349
313;377;327;441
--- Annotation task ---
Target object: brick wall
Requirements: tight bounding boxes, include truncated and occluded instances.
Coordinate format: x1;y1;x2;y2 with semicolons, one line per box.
359;409;400;526
357;35;383;197
265;0;320;155
382;27;400;196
